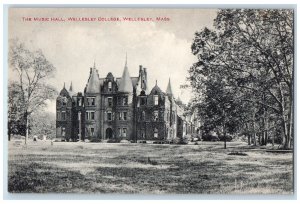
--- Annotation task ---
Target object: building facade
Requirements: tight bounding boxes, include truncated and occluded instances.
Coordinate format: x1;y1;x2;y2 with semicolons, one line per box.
56;60;199;142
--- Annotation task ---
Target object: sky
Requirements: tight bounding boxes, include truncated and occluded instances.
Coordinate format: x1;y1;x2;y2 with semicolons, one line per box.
8;8;218;113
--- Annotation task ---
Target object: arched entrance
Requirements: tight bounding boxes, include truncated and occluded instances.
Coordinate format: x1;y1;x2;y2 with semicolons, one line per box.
106;128;113;139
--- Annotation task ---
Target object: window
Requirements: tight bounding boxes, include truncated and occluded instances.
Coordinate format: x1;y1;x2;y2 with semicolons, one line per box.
62;127;65;136
107;112;112;121
141;111;146;121
153;110;159;121
78;98;82;106
91;128;94;137
123;112;127;121
57;112;61;120
154;128;158;138
78;112;81;121
122;96;128;105
87;97;95;106
91;112;95;120
86;111;95;121
123;128;127;137
108;97;113;107
62;97;67;106
61;111;66;121
108;82;112;92
154;95;159;105
140;97;146;105
118;128;122;137
118;112;122;120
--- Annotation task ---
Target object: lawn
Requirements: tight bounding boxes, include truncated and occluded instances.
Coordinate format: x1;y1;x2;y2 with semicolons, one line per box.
7;141;293;194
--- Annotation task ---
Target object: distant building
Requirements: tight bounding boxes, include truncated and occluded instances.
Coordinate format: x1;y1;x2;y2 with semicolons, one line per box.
56;59;199;142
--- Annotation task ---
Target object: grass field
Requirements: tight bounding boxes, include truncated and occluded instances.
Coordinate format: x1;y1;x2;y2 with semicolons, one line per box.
8;141;293;194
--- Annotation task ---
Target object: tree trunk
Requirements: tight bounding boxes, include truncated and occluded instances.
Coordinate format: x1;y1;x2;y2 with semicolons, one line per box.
25;111;29;145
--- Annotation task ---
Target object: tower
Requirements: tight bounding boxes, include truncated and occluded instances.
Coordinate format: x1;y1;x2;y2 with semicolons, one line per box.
84;63;101;140
116;54;135;141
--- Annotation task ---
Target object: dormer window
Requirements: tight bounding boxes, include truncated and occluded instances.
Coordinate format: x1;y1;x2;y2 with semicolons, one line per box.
87;97;95;106
108;81;112;92
154;95;159;105
140;97;146;105
62;96;67;106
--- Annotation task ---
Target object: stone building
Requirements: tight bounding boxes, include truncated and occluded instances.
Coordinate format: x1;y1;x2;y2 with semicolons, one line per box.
56;59;199;142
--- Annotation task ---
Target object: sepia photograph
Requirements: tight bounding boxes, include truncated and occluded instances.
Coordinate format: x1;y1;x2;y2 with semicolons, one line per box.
5;5;294;197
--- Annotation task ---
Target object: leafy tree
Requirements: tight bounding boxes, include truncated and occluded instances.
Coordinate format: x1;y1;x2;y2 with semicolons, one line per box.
189;9;293;149
30;112;56;140
8;39;57;144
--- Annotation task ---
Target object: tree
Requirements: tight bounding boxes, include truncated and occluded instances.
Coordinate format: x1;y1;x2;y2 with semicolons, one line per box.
188;9;294;149
8;39;57;144
30;112;56;140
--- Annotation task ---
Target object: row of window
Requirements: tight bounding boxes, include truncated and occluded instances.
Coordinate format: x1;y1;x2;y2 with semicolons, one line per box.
85;111;128;121
138;110;175;122
62;95;160;108
86;127;128;137
58;110;175;123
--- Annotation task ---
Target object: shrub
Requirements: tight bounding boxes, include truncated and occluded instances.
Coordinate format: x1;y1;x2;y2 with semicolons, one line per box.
228;151;248;156
90;138;102;143
107;138;121;143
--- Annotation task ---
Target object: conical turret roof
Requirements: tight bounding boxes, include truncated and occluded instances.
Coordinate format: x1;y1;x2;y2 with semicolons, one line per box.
85;64;100;94
118;54;133;93
166;78;173;96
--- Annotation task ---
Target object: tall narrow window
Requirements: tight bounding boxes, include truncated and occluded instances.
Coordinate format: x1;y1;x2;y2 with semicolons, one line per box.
62;127;65;137
141;97;146;105
153;110;159;121
108;82;112;92
154;128;158;138
119;112;122;120
57;112;61;120
154;95;159;105
118;128;122;137
108;97;113;107
123;96;128;105
91;127;94;137
78;98;82;106
78;112;81;121
142;111;146;121
123;128;127;137
91;112;95;120
107;112;112;121
123;112;127;121
91;98;95;106
61;111;66;121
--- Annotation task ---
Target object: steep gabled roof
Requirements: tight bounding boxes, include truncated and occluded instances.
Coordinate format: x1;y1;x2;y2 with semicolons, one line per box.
85;64;100;94
150;80;163;95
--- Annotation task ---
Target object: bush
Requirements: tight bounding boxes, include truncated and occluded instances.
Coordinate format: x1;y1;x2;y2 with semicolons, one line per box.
228;151;248;156
107;138;121;143
90;138;102;143
219;135;233;142
202;134;220;141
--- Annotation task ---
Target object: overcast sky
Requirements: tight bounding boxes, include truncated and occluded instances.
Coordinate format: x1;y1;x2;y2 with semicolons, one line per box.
9;8;217;113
